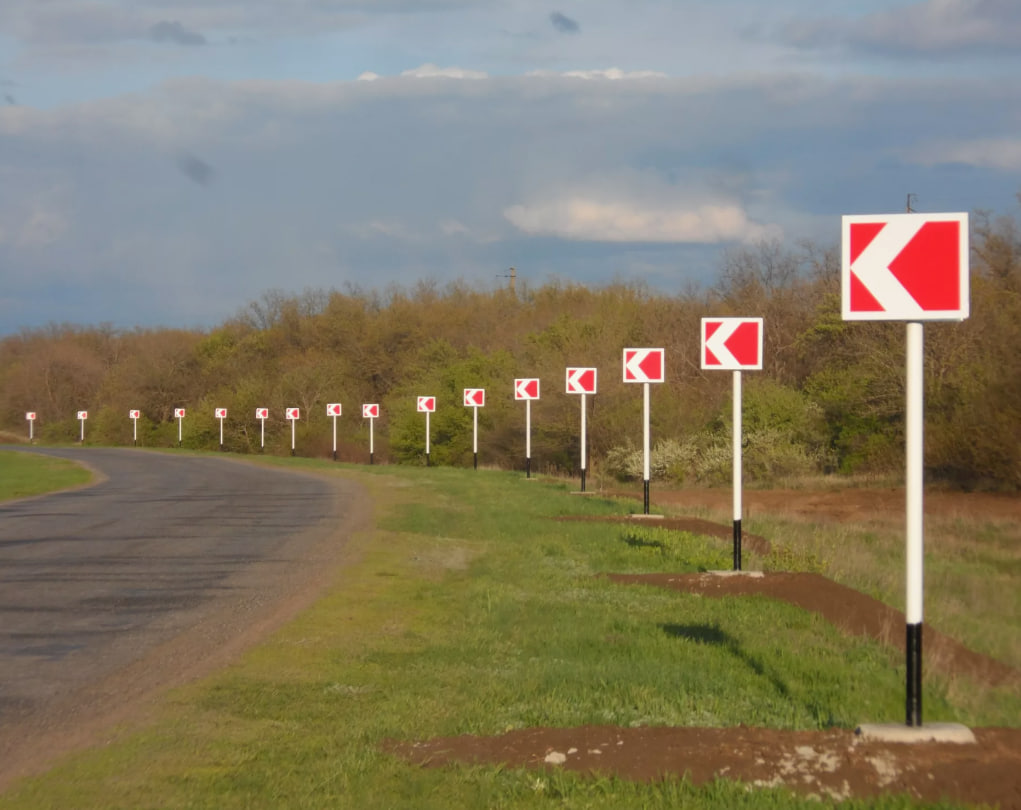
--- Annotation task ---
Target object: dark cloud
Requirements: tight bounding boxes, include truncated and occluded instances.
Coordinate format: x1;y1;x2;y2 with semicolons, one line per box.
4;94;15;105
176;153;215;186
549;11;580;34
777;0;1021;58
149;20;207;47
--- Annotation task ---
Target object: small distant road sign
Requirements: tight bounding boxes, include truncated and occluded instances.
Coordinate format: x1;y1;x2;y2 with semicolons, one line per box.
842;212;969;321
701;318;764;370
327;403;342;417
514;378;540;400
565;367;597;395
417;396;436;413
77;411;88;420
623;348;665;383
286;408;300;420
463;388;485;407
26;412;37;421
255;408;269;419
174;408;186;419
129;409;140;419
363;403;379;418
215;408;227;419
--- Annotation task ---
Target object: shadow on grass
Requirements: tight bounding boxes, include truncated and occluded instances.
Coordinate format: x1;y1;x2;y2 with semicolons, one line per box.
660;623;792;702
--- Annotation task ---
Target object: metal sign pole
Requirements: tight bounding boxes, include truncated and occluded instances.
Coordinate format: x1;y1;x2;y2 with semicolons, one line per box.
473;406;479;470
291;419;296;456
29;418;33;442
178;416;183;447
332;415;338;462
369;418;375;465
425;411;431;467
642;382;651;514
733;370;743;571
580;393;587;492
906;321;924;726
134;416;138;446
219;416;224;450
260;418;265;450
525;400;532;478
80;417;85;443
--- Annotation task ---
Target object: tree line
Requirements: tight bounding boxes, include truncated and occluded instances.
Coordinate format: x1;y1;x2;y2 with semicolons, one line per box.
2;201;1019;490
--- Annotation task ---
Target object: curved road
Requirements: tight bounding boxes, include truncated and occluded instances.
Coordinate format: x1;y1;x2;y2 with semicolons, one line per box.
0;448;365;785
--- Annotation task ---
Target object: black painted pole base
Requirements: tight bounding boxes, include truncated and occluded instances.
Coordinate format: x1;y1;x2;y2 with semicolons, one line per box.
473;452;478;471
426;452;431;467
526;457;531;479
580;468;587;492
643;479;650;514
906;622;923;727
370;452;374;466
290;449;295;457
332;450;337;462
733;519;742;571
220;443;224;453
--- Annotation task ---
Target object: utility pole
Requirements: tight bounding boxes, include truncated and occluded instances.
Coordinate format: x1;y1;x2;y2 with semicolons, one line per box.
906;193;917;213
498;267;517;295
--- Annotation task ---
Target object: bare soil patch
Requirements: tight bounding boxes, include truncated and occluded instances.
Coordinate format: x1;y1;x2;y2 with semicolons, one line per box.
394;486;1021;807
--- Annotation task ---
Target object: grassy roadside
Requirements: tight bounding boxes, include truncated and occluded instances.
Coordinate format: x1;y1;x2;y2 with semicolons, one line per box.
2;460;1017;808
0;449;92;501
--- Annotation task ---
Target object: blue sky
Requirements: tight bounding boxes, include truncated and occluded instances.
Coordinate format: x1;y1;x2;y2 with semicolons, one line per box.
1;0;1019;333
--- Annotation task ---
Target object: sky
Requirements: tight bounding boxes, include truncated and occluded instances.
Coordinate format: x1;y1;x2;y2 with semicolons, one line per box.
1;0;1020;334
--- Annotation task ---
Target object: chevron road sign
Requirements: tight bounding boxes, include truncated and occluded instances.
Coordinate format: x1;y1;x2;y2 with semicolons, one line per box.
514;378;540;400
417;396;436;413
326;403;342;417
623;348;665;383
565;367;597;394
842;212;969;321
701;318;764;370
363;403;379;418
463;388;485;407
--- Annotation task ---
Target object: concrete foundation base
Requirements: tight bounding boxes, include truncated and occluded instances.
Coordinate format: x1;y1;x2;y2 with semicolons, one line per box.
628;514;664;521
705;570;764;578
569;491;596;496
855;723;976;744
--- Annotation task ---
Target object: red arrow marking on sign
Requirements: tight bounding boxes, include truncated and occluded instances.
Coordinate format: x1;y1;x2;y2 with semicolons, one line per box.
638;351;662;380
725;321;761;366
850;221;885;265
850;271;884;312
888;221;960;311
577;369;595;391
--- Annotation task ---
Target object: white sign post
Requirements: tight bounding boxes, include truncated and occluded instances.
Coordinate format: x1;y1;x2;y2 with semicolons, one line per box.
129;409;141;446
514;378;540;478
174;408;186;446
327;403;342;461
77;410;88;443
363;404;379;464
623;348;665;514
286;407;300;456
26;412;36;442
842;211;969;729
417;396;436;466
215;408;228;450
565;367;597;492
463;389;485;470
701;317;764;570
255;408;269;451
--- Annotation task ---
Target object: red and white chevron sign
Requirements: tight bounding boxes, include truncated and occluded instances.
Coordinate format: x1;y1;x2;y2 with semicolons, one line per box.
326;403;342;417
286;407;300;420
255;407;268;419
565;367;597;395
363;403;379;418
842;212;969;321
26;412;37;421
514;378;540;400
215;407;227;419
464;388;485;407
623;348;665;383
417;396;436;413
174;408;186;419
701;318;764;370
77;411;88;420
129;409;140;419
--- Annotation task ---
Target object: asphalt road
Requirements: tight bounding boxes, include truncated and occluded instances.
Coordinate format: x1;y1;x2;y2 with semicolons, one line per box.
0;448;351;729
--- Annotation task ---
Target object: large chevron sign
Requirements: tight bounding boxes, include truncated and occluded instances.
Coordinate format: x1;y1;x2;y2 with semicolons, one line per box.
842;213;969;321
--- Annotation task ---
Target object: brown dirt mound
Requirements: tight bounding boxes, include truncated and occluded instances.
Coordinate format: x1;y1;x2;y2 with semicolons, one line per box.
390;725;1021;807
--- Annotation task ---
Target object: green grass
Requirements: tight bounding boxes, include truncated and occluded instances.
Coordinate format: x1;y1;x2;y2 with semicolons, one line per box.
1;459;1012;809
0;450;92;501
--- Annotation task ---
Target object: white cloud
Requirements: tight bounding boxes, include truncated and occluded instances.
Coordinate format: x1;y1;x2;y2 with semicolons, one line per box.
504;196;777;244
911;138;1021;171
527;68;668;80
399;63;488;79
